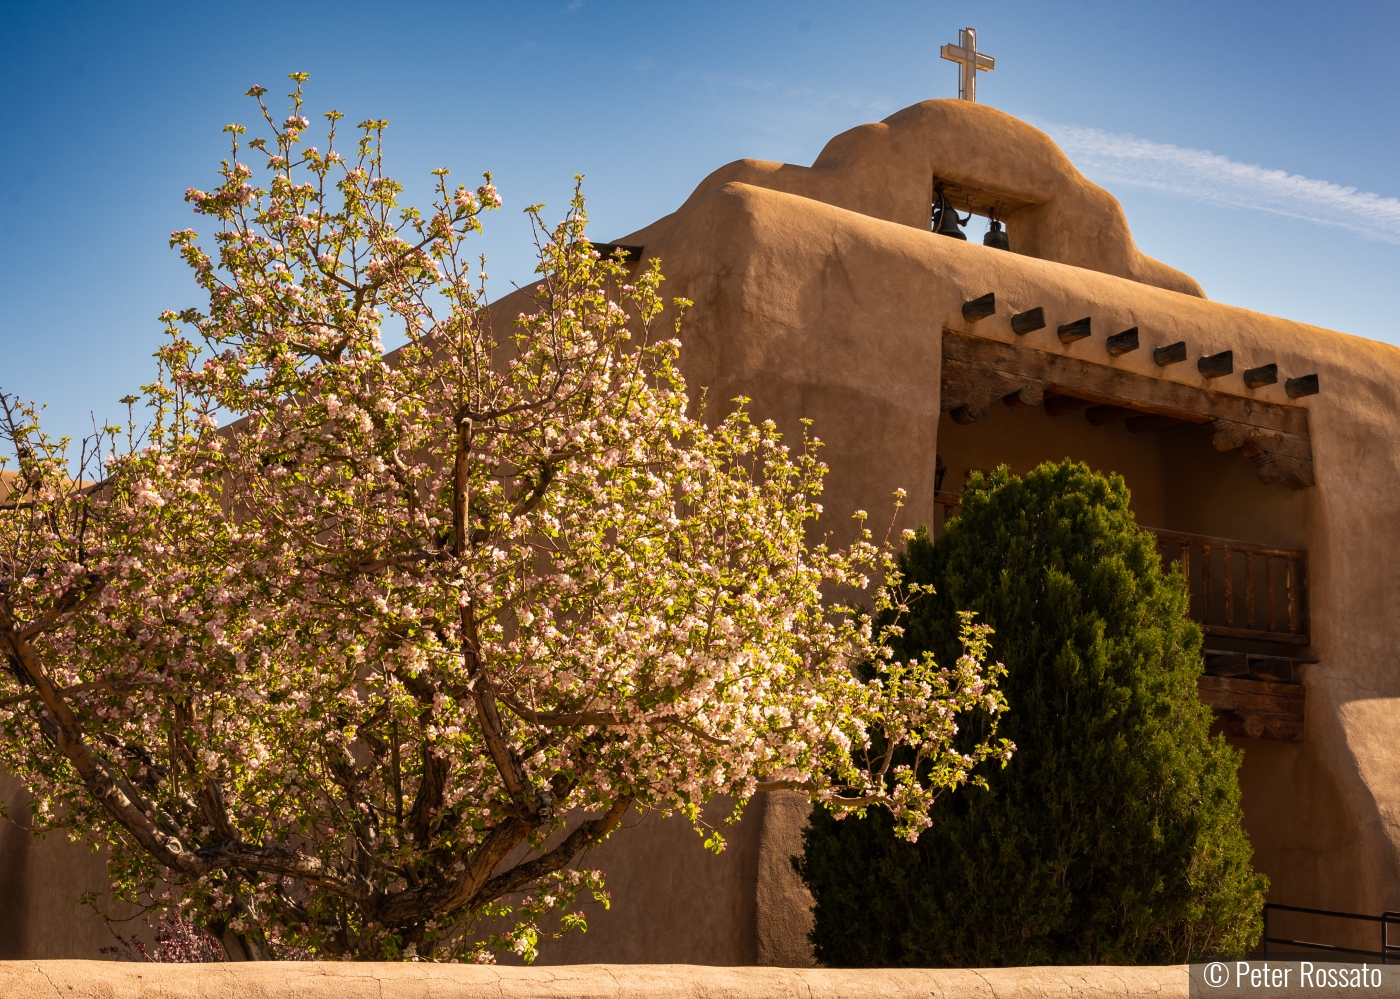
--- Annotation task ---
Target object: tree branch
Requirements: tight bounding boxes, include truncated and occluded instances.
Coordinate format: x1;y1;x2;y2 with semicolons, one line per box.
474;795;633;905
373;815;530;925
172;701;238;842
753;779;882;808
408;745;447;843
16;572;106;642
1;609;198;873
1;610;373;901
193;839;375;901
496;692;733;746
0;677;167;708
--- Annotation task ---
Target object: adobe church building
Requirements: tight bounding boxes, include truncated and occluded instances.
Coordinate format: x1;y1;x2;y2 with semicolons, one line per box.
3;97;1398;965
532;96;1400;965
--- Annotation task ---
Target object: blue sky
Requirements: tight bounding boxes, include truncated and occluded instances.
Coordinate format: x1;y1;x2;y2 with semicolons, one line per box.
2;0;1397;448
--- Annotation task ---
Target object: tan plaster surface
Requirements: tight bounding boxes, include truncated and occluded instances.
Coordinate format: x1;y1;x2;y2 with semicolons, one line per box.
517;798;762;966
0;961;1190;998
0;772;130;960
667;100;1205;297
753;791;817;968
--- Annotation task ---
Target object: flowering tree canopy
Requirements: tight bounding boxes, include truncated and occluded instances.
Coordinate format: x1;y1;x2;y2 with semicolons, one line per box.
0;76;1012;962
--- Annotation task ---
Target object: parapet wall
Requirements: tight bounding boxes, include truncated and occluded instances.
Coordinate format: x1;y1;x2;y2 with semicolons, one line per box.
0;961;1190;999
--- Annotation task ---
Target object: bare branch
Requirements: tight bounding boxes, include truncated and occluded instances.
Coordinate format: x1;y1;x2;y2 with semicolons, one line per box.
475;795;633;904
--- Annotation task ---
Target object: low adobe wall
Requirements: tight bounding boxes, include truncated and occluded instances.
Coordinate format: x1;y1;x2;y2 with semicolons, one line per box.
0;962;1189;999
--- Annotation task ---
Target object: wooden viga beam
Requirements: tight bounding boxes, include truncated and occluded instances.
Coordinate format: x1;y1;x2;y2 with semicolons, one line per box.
1196;675;1305;742
939;330;1315;488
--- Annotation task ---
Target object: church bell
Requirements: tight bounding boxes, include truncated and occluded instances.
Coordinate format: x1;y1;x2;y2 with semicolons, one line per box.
932;184;968;240
983;218;1009;251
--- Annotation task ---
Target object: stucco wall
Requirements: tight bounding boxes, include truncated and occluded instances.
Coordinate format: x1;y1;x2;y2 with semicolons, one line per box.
0;772;132;960
0;961;1192;999
526;797;763;966
933;407;1307;548
668;100;1205;297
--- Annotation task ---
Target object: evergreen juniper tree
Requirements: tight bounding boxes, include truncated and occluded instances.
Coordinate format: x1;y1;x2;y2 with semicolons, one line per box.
797;460;1267;966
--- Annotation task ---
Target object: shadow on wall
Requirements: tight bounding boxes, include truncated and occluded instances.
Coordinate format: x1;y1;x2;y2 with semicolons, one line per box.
0;769;133;959
0;774;31;959
933;404;1305;547
491;794;767;966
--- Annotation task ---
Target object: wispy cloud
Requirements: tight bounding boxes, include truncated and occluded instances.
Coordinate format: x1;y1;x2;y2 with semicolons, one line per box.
1038;122;1400;245
682;71;895;151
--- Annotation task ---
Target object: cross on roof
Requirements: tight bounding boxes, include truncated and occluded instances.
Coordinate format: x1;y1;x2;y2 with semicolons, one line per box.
940;27;995;103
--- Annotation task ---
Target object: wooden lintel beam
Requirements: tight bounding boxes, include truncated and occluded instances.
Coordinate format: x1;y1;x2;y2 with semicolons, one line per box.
1198;675;1305;714
1209;419;1315;488
1197;675;1305;741
940;357;1045;424
940;330;1314;488
1205;623;1312;645
943;331;1308;434
928;179;1036;219
1210;419;1311;460
1204;652;1251;676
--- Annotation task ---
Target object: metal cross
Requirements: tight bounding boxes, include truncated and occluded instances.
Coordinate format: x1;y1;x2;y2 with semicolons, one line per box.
940;27;995;103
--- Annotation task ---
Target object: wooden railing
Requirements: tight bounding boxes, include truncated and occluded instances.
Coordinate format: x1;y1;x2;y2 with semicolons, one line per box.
933;494;1309;647
1145;528;1309;646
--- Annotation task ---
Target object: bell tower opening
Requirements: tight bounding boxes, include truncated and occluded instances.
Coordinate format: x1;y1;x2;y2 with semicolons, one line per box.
932;177;1024;251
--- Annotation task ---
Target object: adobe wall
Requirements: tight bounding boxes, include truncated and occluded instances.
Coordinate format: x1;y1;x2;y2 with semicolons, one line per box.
668;100;1205;297
0;772;134;960
0;961;1192;999
519;796;765;965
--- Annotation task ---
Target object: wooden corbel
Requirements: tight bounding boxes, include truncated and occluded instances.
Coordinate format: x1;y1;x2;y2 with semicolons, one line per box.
1209;419;1315;488
940;357;1048;424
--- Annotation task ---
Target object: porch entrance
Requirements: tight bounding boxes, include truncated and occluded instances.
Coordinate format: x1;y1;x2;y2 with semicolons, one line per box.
933;329;1316;743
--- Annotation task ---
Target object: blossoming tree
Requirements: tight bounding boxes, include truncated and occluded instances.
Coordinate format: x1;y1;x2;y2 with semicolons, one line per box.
0;76;1012;962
